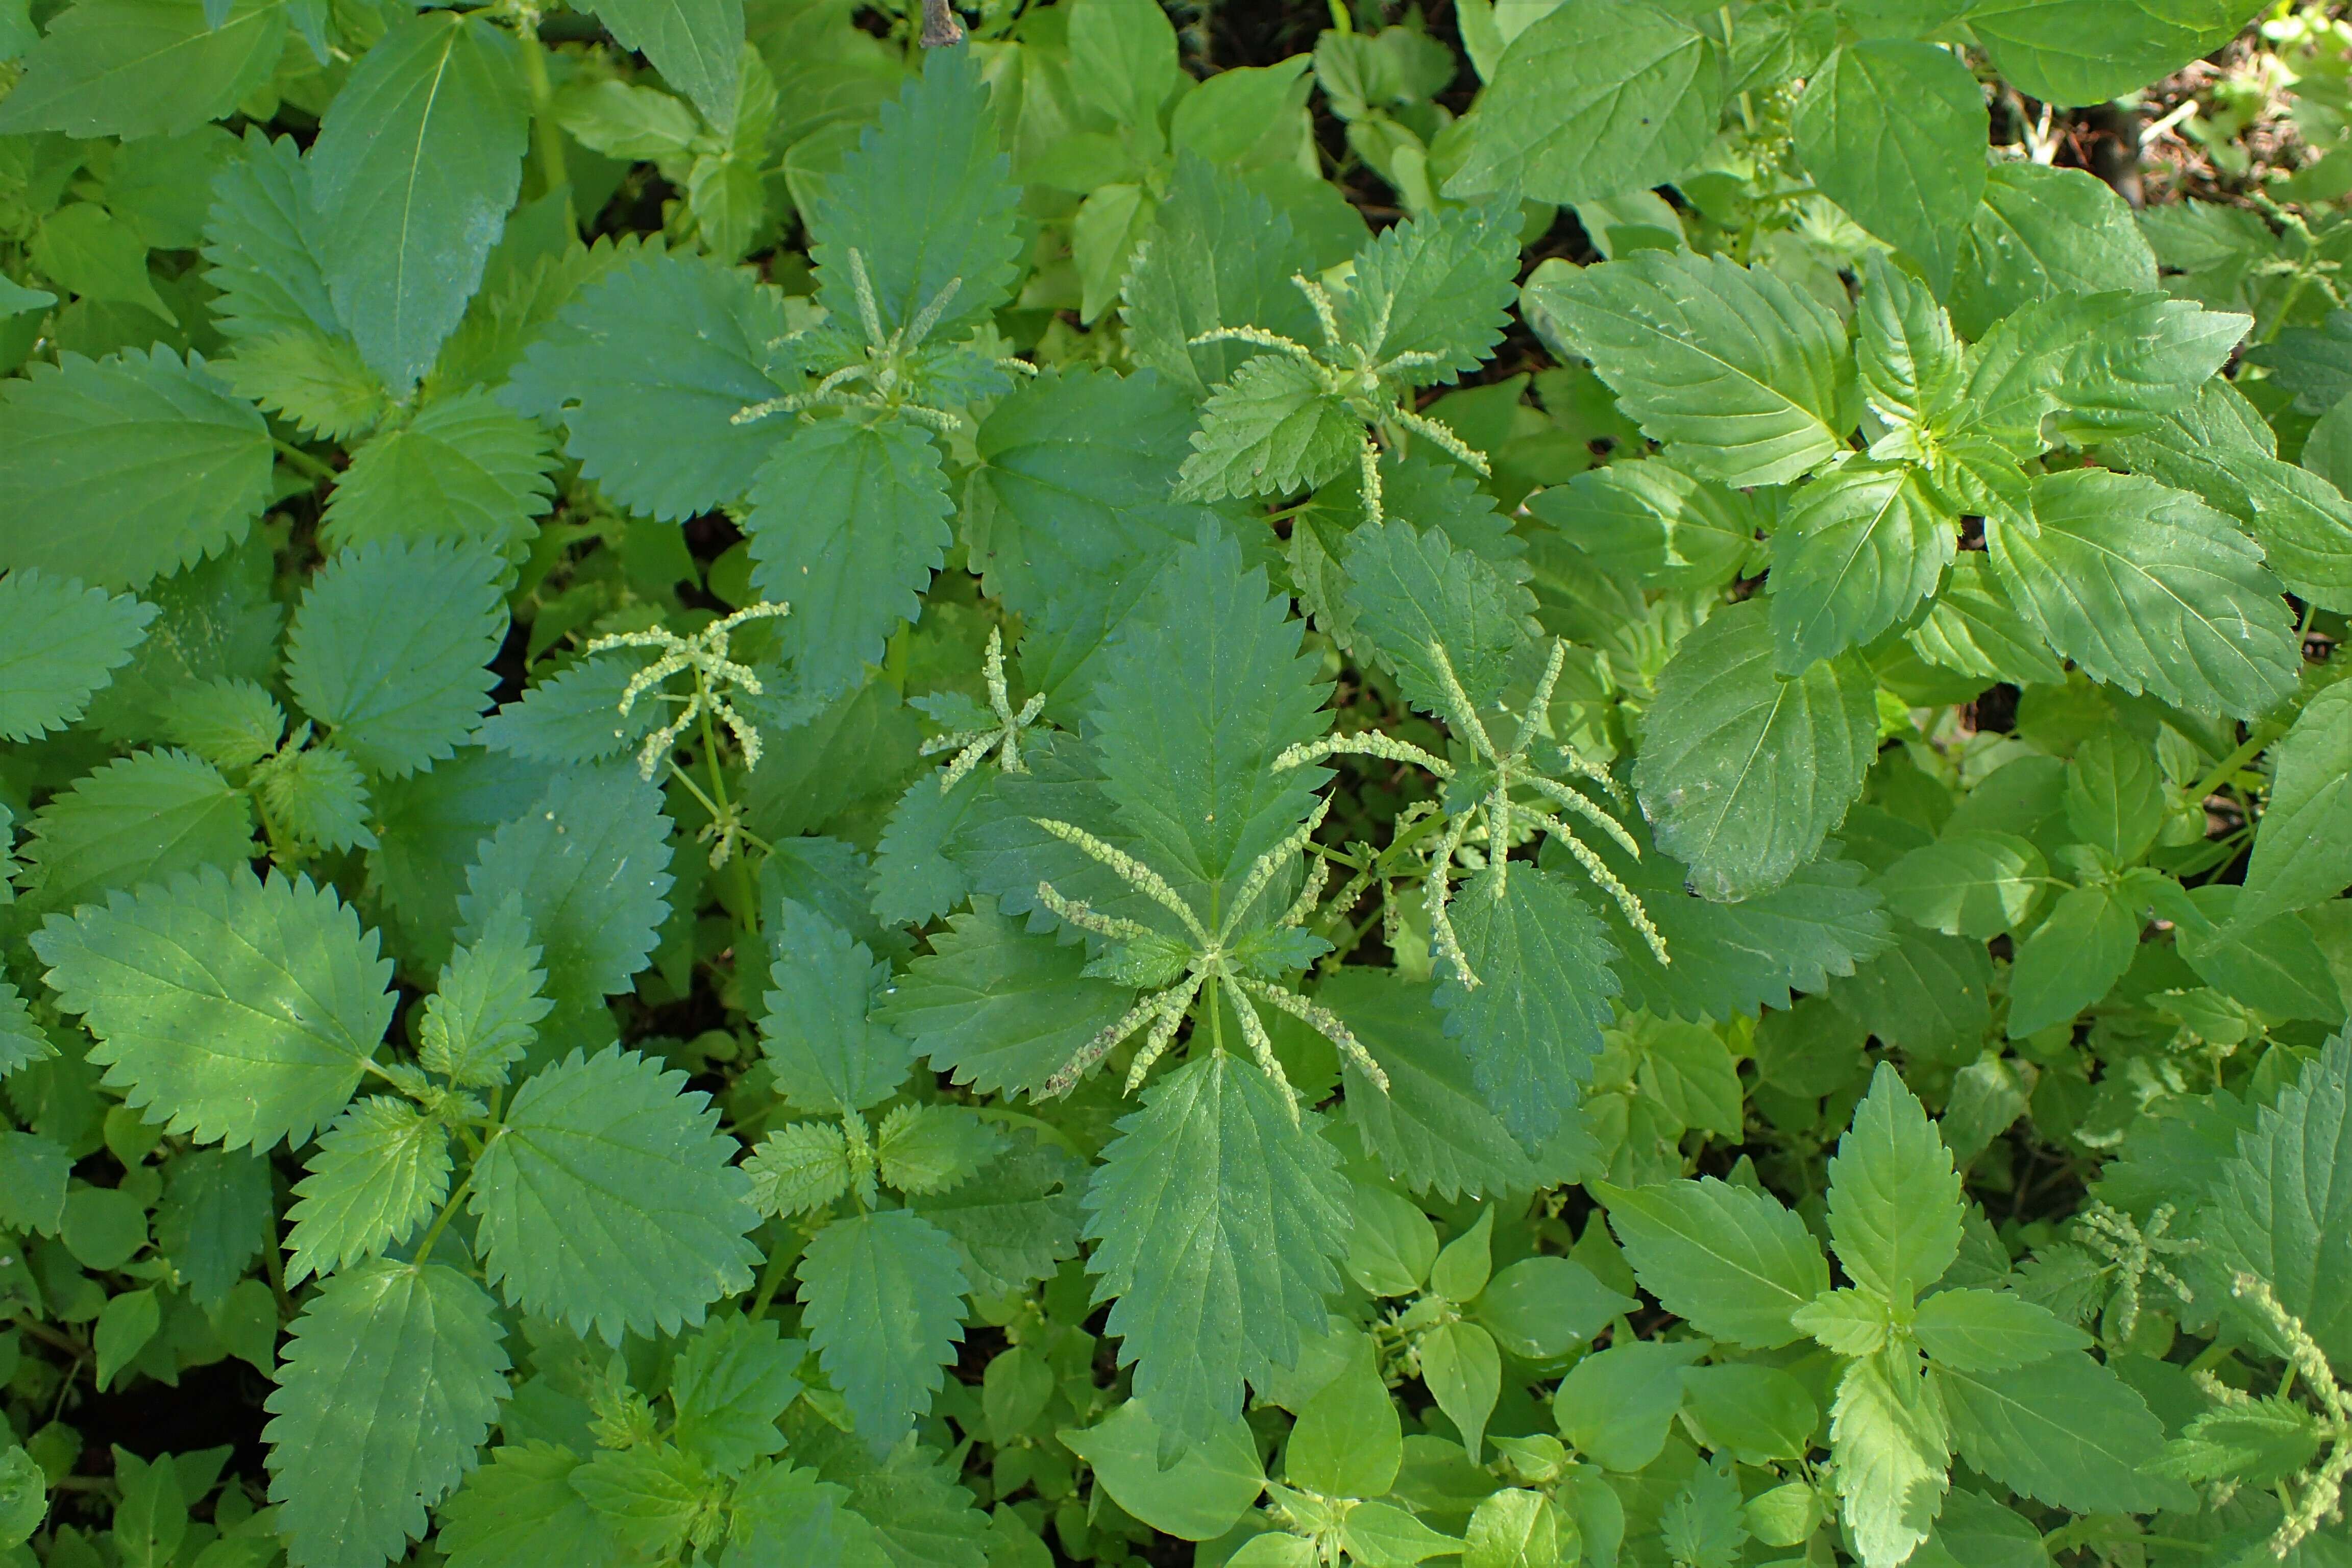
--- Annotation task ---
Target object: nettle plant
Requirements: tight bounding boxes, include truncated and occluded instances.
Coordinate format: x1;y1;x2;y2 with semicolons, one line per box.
9;0;2352;1565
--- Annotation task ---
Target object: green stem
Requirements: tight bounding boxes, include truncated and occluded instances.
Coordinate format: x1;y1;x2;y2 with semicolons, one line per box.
748;1239;797;1321
272;438;338;486
2191;720;2288;804
413;1172;476;1268
973;1107;1084;1157
698;702;762;945
517;20;575;231
7;1311;85;1357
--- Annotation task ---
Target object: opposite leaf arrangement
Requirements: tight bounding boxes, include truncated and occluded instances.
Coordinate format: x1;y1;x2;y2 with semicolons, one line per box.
6;2;2352;1567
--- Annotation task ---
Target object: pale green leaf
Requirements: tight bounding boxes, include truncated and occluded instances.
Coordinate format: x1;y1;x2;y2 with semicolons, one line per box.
222;329;391;443
13;748;252;918
0;0;285;139
744;1122;852;1216
1525;458;1759;591
1876;830;2046;939
2005;883;2140;1038
1913;1288;2090;1371
1937;1352;2192;1514
201;130;341;345
0;570;155;742
1058;1401;1265;1544
322;391;557;563
1828;1062;1964;1302
1335;202;1522;384
1175;353;1361;502
435;1443;622;1568
1601;1177;1830;1349
417;899;551;1089
1829;1358;1950;1568
1793;42;1988;291
284;1097;452;1285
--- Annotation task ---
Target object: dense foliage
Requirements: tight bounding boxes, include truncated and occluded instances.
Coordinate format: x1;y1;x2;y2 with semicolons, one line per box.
5;0;2352;1565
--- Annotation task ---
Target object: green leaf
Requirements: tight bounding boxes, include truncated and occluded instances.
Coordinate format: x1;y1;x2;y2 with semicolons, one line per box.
1324;970;1547;1202
1175;353;1361;502
435;1443;621;1568
263;1260;510;1568
2005;883;2140;1039
223;329;392;443
1479;1255;1632;1360
2204;1033;2352;1365
0;1444;43;1551
34;202;173;323
1526;458;1759;591
1058;1401;1265;1543
0;1132;70;1236
876;1104;1003;1196
760;897;912;1114
1792;42;1988;291
1963;292;2248;451
457;767;676;1011
0;347;272;590
1122;156;1331;397
878;896;1132;1100
1948;162;2159;339
1527;250;1852;488
309;11;529;390
1090;525;1331;902
33;864;393;1150
1083;1050;1350;1446
1422;1321;1503;1459
2065;733;2166;864
1904;554;2065;688
907;1135;1086;1298
1937;1352;2193;1513
1913;1288;2090;1371
1990;470;2298;720
1635;601;1881;902
263;744;377;854
1445;0;1717;204
417;901;551;1089
154;1145;273;1309
1877;831;2046;939
13;748;252;918
322;391;556;562
1680;1364;1820;1465
1601;1177;1830;1349
1857;254;1967;434
476;656;653;768
287;540;505;777
0;571;155;742
0;0;285;139
0;983;56;1079
744;1121;852;1216
584;0;740;128
669;1315;801;1474
1341;517;1531;717
746;416;952;698
1335;202;1522;385
201;130;341;345
93;1287;159;1389
1831;925;1995;1059
1829;1357;1950;1568
796;1208;970;1454
1828;1062;1964;1302
1770;462;1956;673
284;1097;452;1285
2237;681;2352;927
1436;865;1620;1148
1967;0;2250;107
470;1044;759;1342
1287;1330;1403;1497
808;44;1020;341
503;252;792;524
1555;1338;1707;1473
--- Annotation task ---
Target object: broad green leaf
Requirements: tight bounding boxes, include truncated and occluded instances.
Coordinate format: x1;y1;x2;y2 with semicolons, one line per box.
1335;202;1522;383
257;738;377;854
286;540;506;777
2236;681;2352;927
1828;1062;1964;1302
1963;293;2248;452
1554;1338;1706;1473
503;252;792;523
1349;1185;1439;1296
1527;250;1852;488
1325;970;1547;1201
1829;1358;1950;1568
1287;1331;1403;1497
586;0;740;128
1792;42;1988;291
152;1145;271;1309
1525;458;1758;591
417;901;551;1088
372;748;545;972
1904;554;2065;688
668;1315;801;1474
1948;162;2159;339
457;767;676;1010
1121;156;1330;396
12;748;252;918
2203;1033;2352;1365
33;864;393;1150
1990;470;2298;719
569;1443;710;1560
1937;1352;2192;1513
33;202;172;322
471;1044;758;1342
0;347;272;590
475;656;655;768
1877;831;2046;939
1089;526;1331;899
284;1097;452;1285
0;1132;70;1236
0;0;286;138
322;391;556;562
907;1135;1086;1297
2217;456;2352;615
1341;517;1530;716
746;416;952;698
263;1260;510;1568
0;1444;42;1551
1913;1288;2089;1371
870;766;983;928
2005;883;2140;1038
1635;601;1880;902
1423;1320;1504;1459
808;44;1020;340
1436;865;1620;1148
1680;1364;1820;1465
1083;1051;1350;1445
1601;1177;1829;1349
878;896;1132;1099
745;1121;852;1216
1830;925;1995;1059
435;1443;621;1568
796;1208;969;1454
1478;1255;1633;1360
224;329;391;443
1446;0;1717;204
760;897;912;1114
1175;353;1361;502
1770;462;1956;672
2064;733;2166;864
875;1104;1003;1196
1058;1401;1265;1543
1968;0;2250;107
309;11;529;390
1857;254;1967;434
201;130;340;344
0;571;155;741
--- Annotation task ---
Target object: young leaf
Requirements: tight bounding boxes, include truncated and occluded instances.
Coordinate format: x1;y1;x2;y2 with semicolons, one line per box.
286;539;506;777
284;1097;453;1285
761;897;913;1115
1601;1178;1830;1349
308;11;529;389
201;130;341;345
470;1045;760;1342
796;1208;970;1455
1176;353;1362;502
33;864;395;1151
1083;1051;1350;1445
1635;601;1881;903
263;1260;510;1568
321;391;557;563
1335;202;1521;384
1769;462;1956;673
416;900;552;1088
2203;1033;2352;1364
1829;1358;1950;1568
1828;1063;1964;1302
0;571;156;742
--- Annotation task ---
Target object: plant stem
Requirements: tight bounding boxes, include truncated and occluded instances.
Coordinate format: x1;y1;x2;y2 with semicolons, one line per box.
2191;720;2288;804
516;17;575;232
413;1172;476;1267
272;438;338;485
698;702;762;945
